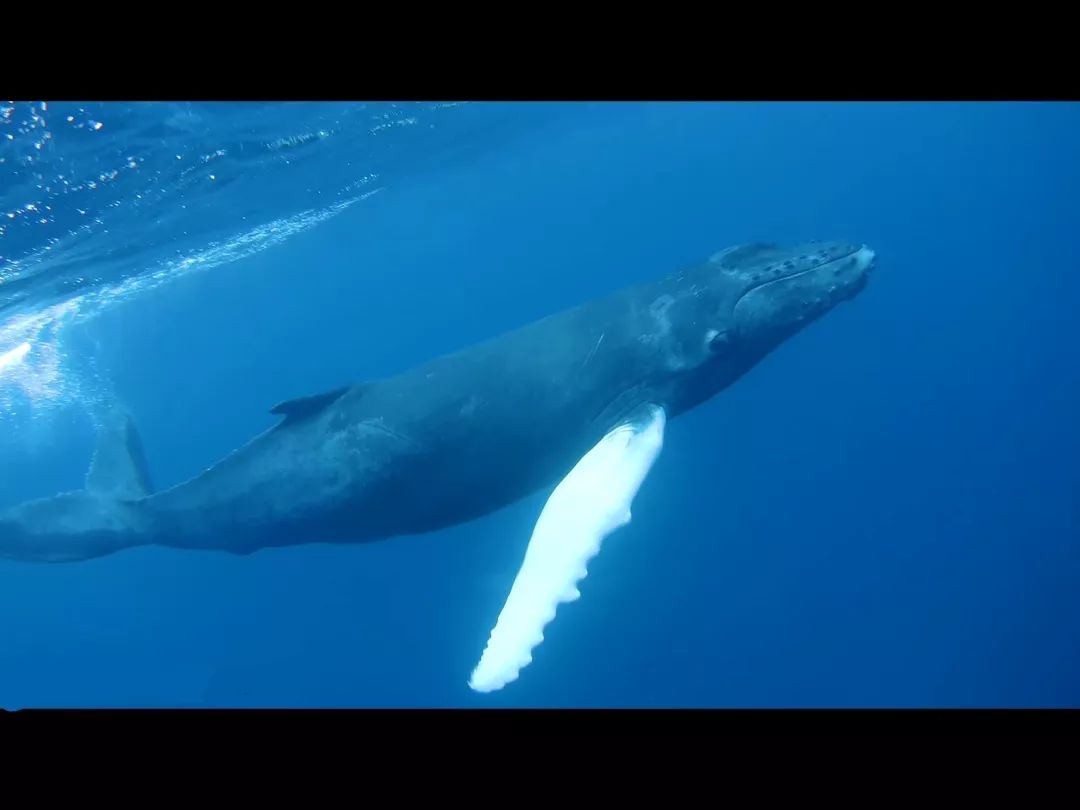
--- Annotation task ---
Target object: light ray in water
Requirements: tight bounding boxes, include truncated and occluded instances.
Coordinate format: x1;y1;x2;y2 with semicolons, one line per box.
0;188;381;422
0;342;31;374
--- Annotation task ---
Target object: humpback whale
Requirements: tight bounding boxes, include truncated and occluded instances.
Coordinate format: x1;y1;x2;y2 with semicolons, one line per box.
0;240;876;693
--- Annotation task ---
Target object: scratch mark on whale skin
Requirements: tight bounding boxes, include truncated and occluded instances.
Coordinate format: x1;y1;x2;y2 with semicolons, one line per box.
581;332;605;370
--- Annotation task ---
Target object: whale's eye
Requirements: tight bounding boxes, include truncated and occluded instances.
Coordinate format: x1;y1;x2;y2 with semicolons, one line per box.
705;328;732;351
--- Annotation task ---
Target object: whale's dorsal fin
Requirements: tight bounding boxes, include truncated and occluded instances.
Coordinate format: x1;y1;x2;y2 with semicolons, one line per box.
270;385;350;425
468;403;667;694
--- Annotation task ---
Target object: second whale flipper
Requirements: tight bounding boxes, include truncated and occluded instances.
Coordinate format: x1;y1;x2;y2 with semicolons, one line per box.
468;404;667;693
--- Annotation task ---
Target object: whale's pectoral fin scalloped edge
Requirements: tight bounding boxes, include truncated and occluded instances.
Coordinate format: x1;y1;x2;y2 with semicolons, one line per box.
269;385;351;426
467;403;667;694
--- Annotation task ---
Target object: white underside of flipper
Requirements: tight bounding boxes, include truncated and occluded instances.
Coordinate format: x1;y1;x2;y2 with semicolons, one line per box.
468;404;667;693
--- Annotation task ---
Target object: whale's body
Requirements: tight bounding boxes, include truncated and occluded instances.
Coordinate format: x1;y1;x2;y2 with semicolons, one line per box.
0;240;876;692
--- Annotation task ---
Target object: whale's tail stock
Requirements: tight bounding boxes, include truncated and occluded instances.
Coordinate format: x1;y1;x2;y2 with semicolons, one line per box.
0;400;155;564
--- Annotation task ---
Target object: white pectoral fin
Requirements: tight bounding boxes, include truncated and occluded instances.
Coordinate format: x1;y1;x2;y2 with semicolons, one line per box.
468;404;667;694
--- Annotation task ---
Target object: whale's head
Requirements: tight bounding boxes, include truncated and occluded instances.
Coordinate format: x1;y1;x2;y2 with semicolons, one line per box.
655;240;875;413
704;240;875;357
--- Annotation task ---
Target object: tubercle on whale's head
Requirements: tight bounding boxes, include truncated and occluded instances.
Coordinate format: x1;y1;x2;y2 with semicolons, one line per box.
700;240;876;356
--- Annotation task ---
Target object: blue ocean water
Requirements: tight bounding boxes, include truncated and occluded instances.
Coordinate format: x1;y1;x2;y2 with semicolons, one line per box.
1;100;1077;708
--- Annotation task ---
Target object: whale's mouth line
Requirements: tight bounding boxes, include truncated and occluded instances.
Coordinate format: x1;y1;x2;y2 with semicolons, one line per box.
733;246;867;306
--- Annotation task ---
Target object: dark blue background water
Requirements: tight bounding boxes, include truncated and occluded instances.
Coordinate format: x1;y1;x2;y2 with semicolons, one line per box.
1;101;1077;707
